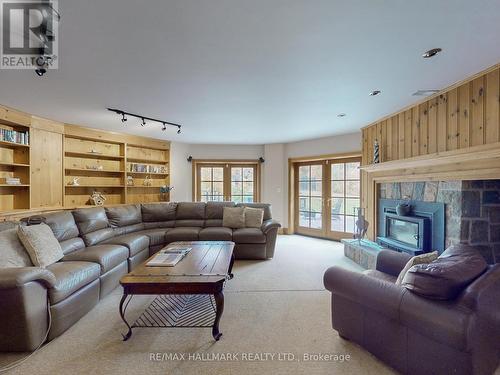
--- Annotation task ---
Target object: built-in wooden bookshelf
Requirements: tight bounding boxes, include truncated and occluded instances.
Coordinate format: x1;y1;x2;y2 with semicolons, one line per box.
63;135;127;206
126;145;170;203
0;104;171;213
0;117;31;210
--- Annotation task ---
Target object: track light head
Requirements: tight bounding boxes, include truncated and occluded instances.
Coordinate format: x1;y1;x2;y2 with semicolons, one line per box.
121;113;127;122
162;122;167;131
369;90;381;96
141;118;146;126
422;48;442;58
35;67;47;76
177;126;181;134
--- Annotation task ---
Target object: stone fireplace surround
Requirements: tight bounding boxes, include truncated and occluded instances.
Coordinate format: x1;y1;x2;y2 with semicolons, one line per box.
378;180;500;264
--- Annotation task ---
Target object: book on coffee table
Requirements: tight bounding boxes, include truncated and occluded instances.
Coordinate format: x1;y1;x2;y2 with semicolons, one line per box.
146;247;192;267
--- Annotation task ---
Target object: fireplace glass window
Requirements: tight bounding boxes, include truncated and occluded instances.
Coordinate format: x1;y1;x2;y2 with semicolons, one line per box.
387;218;418;248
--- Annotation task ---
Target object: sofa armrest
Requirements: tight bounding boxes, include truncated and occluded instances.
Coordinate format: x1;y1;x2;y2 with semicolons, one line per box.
0;267;56;289
324;266;406;319
376;250;412;277
261;219;281;234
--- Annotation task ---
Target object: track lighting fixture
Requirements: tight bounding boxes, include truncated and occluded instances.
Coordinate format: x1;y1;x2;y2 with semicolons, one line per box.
107;108;182;134
369;90;381;96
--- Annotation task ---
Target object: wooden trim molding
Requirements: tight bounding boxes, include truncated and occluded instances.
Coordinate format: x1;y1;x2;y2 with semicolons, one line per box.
361;143;500;240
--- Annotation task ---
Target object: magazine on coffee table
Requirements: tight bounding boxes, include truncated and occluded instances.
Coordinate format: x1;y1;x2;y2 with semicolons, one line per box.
146;247;192;267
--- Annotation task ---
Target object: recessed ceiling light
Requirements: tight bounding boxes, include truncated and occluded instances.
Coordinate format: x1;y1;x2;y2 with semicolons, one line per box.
369;90;381;96
422;48;442;58
337;113;346;117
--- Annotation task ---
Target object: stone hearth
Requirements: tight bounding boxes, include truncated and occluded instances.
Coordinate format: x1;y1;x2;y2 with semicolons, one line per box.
379;180;500;264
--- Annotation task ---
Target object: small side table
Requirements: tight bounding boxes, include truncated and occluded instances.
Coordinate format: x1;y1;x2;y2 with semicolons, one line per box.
341;239;385;270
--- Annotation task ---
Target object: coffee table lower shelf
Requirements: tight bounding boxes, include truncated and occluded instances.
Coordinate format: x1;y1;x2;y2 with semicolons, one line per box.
120;293;224;341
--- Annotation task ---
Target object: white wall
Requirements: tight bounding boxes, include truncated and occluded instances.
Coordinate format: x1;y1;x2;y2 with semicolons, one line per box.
169;142;264;202
169;132;361;228
285;132;361;159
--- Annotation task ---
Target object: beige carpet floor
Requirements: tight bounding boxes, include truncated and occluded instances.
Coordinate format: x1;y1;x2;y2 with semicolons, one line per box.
0;235;397;375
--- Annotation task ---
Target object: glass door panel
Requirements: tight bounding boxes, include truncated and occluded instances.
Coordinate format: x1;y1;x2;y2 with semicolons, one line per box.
199;166;225;202
328;160;361;237
296;163;323;233
231;166;255;203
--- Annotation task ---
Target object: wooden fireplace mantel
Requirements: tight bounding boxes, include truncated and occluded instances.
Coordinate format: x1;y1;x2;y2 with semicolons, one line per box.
361;142;500;240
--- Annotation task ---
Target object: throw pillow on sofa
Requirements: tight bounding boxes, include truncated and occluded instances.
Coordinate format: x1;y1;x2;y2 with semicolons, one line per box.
402;244;488;300
395;251;438;285
0;228;33;268
17;223;64;268
222;207;246;229
244;207;264;228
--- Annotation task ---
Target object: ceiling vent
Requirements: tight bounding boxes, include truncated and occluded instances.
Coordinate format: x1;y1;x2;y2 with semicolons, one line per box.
412;89;440;97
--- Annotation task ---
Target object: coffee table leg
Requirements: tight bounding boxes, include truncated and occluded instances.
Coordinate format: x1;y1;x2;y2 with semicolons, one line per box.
212;291;224;341
119;293;133;341
228;254;235;280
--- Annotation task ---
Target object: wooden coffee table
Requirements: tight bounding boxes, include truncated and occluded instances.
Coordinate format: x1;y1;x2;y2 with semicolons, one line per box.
119;241;235;341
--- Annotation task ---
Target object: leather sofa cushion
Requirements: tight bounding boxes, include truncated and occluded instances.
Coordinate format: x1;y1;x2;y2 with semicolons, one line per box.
113;223;144;236
400;290;470;351
141;202;177;222
143;221;175;229
175;219;204;227
206;202;236;219
237;203;272;221
232;228;266;244
63;244;128;274
59;237;85;255
72;207;110;234
165;227;201;242
205;219;223;227
47;261;100;304
135;229;168;246
44;211;79;241
403;244;488;300
105;205;142;227
82;228;115;247
104;234;150;257
176;202;205;220
199;227;232;241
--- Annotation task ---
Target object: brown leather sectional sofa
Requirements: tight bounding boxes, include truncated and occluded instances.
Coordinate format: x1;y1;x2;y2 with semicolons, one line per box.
324;249;500;375
0;201;280;352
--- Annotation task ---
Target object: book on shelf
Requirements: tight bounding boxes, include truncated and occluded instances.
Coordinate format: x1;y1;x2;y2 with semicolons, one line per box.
129;163;167;174
0;177;22;185
0;129;29;145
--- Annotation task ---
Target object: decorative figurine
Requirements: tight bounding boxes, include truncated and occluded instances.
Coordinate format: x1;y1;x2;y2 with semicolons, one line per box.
353;207;369;244
143;175;153;186
68;177;80;186
373;139;380;164
127;176;134;186
89;191;106;206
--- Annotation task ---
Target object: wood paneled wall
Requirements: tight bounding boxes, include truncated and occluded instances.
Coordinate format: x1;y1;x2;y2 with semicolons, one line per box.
361;65;500;165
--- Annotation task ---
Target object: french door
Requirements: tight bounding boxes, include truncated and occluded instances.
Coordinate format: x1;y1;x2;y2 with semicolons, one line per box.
294;157;361;240
195;162;260;203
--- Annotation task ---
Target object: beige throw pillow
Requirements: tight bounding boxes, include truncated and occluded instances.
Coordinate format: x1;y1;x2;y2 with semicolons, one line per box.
0;228;33;268
17;223;63;268
395;251;439;285
244;207;264;228
222;207;246;229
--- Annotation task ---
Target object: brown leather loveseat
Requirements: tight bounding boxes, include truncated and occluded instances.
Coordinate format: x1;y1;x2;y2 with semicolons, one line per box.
324;249;500;375
0;201;280;352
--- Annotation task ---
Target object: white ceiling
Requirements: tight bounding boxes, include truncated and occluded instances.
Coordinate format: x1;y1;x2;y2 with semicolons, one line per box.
1;0;499;144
